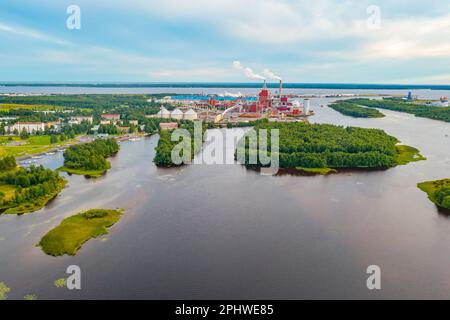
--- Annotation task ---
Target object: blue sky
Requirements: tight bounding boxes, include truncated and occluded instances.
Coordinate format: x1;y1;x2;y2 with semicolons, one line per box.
1;0;450;83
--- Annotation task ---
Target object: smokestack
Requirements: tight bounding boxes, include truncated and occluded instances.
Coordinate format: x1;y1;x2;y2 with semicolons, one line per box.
279;80;282;98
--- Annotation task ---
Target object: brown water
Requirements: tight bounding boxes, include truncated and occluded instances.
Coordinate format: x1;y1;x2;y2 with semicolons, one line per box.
1;98;450;299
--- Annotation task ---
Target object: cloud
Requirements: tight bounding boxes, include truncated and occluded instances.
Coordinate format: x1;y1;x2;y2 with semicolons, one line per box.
0;22;71;46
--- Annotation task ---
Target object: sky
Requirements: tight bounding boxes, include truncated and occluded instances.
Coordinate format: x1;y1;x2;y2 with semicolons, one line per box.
1;0;450;83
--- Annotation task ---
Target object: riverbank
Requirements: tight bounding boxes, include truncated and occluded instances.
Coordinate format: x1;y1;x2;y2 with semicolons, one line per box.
38;208;124;256
0;178;66;215
418;179;450;210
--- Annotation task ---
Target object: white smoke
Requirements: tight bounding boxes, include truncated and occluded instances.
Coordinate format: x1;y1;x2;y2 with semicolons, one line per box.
232;60;266;80
223;91;243;98
263;69;282;81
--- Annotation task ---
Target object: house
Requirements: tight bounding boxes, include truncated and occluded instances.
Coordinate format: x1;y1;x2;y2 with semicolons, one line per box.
184;109;198;120
159;122;178;130
46;121;62;132
7;122;46;133
101;114;121;121
129;120;139;126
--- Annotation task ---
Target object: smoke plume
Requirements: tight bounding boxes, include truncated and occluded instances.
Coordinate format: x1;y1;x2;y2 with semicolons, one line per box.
263;69;282;81
232;60;266;80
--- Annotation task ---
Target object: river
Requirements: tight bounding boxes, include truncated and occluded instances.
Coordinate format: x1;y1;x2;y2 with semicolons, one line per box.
1;91;450;299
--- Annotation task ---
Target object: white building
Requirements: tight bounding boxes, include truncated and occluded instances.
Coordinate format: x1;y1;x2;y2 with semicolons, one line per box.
170;108;184;120
70;116;94;125
303;99;311;115
156;107;171;119
8;122;46;133
183;109;198;120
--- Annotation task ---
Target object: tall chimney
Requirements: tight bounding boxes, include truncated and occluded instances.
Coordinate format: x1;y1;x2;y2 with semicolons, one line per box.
279;80;282;98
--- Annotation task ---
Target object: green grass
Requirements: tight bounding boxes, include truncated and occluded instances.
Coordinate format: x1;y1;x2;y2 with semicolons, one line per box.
394;145;426;165
295;167;337;175
0;135;78;158
58;162;111;178
38;209;124;256
418;179;450;210
0;179;66;215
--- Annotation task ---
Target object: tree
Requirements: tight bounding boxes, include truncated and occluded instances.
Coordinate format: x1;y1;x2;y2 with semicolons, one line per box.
20;128;29;140
50;135;58;144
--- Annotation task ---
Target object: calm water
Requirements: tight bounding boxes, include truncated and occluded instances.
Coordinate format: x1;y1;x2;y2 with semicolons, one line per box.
1;92;450;299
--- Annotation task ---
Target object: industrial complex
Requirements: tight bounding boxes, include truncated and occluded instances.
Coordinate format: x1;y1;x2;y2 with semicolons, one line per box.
151;80;314;125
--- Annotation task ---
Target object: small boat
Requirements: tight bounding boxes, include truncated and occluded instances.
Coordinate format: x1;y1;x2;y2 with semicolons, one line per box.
129;137;142;142
31;155;43;159
46;152;56;155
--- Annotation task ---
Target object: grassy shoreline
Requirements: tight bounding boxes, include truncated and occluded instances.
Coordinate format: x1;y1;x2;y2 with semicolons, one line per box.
38;208;124;256
418;179;450;210
58;162;111;178
0;178;67;215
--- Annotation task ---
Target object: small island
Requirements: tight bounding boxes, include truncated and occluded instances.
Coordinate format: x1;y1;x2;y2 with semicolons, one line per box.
38;208;124;256
329;101;385;118
237;120;425;175
0;156;66;215
418;179;450;210
342;98;450;123
59;138;119;177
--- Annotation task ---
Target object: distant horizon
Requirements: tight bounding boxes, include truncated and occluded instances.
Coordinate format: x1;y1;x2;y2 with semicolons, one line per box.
1;81;450;91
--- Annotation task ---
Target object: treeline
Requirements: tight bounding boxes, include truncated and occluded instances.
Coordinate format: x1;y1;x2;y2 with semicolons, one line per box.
0;165;65;209
237;120;406;169
0;156;16;171
344;98;450;123
154;121;206;167
63;138;119;171
435;187;450;209
329;101;385;118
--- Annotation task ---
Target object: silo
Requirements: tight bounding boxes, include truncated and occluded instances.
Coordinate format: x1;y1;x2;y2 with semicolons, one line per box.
158;107;171;119
171;108;184;120
184;109;198;120
303;99;311;115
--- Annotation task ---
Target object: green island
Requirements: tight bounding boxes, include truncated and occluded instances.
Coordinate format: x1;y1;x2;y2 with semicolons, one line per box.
236;120;425;175
328;101;385;118
0;158;66;215
59;138;120;177
38;208;124;256
154;120;208;167
418;179;450;210
342;98;450;123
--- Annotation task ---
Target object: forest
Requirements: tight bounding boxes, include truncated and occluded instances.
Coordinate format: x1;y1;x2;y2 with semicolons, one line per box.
0;165;66;215
344;98;450;123
236;120;423;171
61;138;120;176
328;101;385;118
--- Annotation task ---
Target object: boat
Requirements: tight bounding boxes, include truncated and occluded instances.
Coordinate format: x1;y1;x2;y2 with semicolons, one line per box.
31;155;43;159
129;137;142;142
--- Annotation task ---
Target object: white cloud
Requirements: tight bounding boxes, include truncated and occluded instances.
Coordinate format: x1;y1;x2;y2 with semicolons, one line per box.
0;22;71;46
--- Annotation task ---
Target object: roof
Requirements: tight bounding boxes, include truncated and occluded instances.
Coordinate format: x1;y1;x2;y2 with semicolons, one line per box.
184;109;197;115
171;108;184;115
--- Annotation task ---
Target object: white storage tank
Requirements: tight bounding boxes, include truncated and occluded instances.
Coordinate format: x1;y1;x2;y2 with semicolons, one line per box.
170;108;184;120
303;99;311;115
184;109;198;120
157;107;171;119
